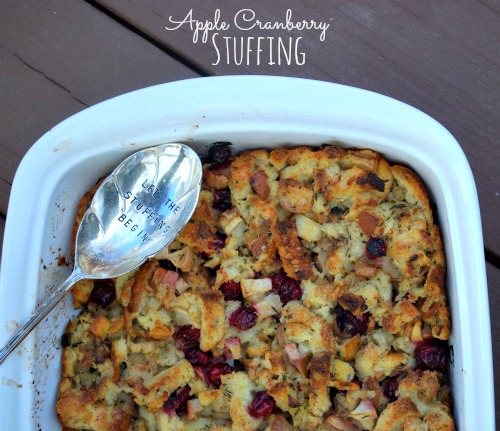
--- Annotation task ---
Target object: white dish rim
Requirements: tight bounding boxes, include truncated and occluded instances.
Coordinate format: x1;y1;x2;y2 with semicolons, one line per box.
0;75;493;430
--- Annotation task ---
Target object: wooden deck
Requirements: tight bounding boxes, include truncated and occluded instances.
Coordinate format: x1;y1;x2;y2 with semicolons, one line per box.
1;0;499;424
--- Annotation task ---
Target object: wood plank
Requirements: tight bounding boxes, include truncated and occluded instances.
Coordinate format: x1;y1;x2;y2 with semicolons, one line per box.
486;262;500;428
0;47;86;216
0;0;199;218
97;0;500;257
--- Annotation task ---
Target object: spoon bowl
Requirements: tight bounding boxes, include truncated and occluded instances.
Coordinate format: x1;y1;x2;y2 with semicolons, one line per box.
0;143;202;364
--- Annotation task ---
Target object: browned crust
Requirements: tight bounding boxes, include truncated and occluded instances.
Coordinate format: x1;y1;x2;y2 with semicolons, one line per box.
278;177;314;214
250;169;270;200
175;221;218;254
57;386;130;431
373;398;420;431
391;164;431;212
273;218;313;280
197;290;226;351
308;352;332;416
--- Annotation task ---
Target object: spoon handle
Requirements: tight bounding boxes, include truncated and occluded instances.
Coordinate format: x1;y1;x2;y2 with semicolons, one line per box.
0;269;84;364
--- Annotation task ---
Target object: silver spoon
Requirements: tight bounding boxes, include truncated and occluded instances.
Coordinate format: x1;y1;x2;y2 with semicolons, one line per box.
0;143;202;364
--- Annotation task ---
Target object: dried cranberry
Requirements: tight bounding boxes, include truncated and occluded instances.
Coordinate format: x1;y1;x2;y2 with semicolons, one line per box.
89;279;115;308
365;237;387;259
247;391;276;418
212;232;227;250
335;308;369;338
220;280;243;301
213;188;232;211
351;376;362;388
173;325;201;352
228;306;258;330
193;357;234;388
208;160;231;172
415;340;448;371
207;362;233;388
61;333;71;348
381;377;399;402
184;348;212;366
208;142;232;164
269;271;303;305
163;386;192;417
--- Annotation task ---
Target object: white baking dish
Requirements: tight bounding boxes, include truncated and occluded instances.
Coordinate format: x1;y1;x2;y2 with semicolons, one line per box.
0;76;493;430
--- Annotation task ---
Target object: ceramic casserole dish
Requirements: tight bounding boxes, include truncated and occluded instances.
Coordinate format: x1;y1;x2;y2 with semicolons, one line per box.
0;76;494;430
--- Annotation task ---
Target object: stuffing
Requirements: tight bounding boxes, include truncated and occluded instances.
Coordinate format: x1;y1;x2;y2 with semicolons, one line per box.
58;144;454;431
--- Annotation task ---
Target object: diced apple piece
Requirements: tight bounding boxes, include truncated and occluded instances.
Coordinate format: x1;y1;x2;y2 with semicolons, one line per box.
410;320;424;343
187;398;204;419
276;323;286;346
224;337;242;360
241;278;272;298
284;343;309;377
174;277;190;294
224;216;244;235
338;334;361;362
269;414;293;431
374;256;402;280
218;209;241;233
354;259;378;278
151;267;179;289
349;399;377;430
422;322;433;341
358;211;380;237
156;247;194;272
323;413;362;431
253;294;282;318
294;214;323;242
204;168;229;190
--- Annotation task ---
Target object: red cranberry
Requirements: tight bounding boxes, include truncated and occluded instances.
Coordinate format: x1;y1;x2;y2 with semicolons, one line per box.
207;362;233;388
365;237;387;259
351;376;362;388
194;358;234;388
89;279;115;308
61;333;71;348
213;188;232;211
184;348;212;366
228;306;257;330
247;391;276;418
381;376;399;402
208;142;232;164
414;340;448;371
212;232;227;250
269;271;303;305
220;280;243;301
173;325;200;352
163;386;192;417
335;308;369;338
208;160;231;172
